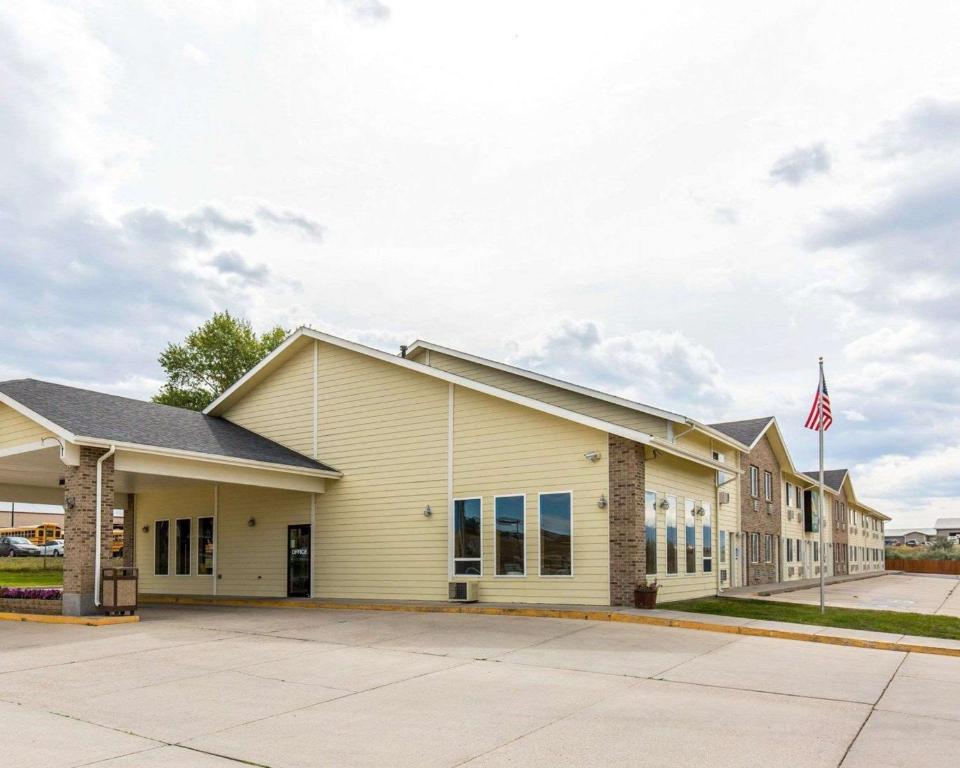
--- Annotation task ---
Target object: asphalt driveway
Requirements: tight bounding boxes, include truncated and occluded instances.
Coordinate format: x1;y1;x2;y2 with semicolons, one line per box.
1;604;958;767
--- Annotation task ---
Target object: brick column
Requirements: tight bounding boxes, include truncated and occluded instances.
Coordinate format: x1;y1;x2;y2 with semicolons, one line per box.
608;434;646;606
123;494;136;568
62;447;114;615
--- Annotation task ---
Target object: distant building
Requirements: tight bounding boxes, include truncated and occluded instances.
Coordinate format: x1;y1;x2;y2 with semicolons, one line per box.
884;528;936;547
934;518;960;543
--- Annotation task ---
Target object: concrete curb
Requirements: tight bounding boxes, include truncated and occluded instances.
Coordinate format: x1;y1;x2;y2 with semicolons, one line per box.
0;611;140;627
140;595;960;658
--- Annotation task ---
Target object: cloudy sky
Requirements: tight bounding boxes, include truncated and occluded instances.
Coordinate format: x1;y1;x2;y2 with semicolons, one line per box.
2;1;959;527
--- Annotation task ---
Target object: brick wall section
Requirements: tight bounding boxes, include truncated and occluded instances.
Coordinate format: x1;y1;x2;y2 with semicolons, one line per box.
608;434;646;605
123;494;136;568
0;597;62;615
740;435;781;585
62;447;115;615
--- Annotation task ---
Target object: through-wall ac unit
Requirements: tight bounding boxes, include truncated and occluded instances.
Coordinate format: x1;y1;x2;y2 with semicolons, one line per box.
753;500;760;512
719;491;730;504
720;569;728;582
448;581;478;602
766;502;773;515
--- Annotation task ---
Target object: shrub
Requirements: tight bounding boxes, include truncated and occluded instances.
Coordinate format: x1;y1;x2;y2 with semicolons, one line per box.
0;587;62;600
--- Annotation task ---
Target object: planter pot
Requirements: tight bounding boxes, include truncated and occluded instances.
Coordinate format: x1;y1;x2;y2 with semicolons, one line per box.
633;587;659;609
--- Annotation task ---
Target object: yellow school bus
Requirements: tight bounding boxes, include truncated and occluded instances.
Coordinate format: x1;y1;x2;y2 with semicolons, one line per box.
0;523;62;546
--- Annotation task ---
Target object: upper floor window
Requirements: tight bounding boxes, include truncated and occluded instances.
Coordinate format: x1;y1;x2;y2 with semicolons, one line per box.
785;482;793;508
749;466;759;498
763;471;773;502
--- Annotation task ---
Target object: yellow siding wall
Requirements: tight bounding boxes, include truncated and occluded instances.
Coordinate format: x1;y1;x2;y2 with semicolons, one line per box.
222;344;314;455
0;403;49;450
645;452;727;602
781;474;807;581
136;484;216;595
416;350;671;438
311;341;451;601
135;483;311;597
453;386;610;605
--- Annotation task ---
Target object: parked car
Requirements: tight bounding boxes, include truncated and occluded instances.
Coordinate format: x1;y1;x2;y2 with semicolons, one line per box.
0;536;42;557
38;539;64;557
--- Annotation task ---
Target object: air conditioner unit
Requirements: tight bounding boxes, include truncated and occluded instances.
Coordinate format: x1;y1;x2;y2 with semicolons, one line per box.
766;502;773;515
448;581;478;602
719;491;730;504
753;500;760;512
787;510;793;521
720;569;728;582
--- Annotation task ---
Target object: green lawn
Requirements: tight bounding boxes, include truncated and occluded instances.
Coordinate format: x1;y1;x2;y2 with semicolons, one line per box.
660;597;960;641
0;569;64;587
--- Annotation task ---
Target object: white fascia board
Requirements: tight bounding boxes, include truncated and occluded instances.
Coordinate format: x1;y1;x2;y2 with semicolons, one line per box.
405;339;689;425
648;438;745;474
0;392;76;443
74;436;341;480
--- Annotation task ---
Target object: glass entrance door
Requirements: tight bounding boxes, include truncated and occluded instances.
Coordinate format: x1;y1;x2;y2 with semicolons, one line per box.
287;524;311;597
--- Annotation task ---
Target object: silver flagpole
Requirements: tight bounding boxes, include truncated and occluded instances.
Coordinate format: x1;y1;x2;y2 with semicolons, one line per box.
818;356;826;614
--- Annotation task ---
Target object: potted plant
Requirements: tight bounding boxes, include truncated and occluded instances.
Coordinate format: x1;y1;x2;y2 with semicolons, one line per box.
633;579;659;609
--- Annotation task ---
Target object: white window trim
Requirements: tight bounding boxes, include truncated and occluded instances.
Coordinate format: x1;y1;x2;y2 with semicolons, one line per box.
664;494;679;576
750;532;760;563
175;517;192;576
154;518;170;576
749;466;759;498
644;489;658;577
701;502;713;573
764;471;772;502
493;493;526;578
452;496;483;578
684;498;698;575
538;490;574;578
197;516;214;577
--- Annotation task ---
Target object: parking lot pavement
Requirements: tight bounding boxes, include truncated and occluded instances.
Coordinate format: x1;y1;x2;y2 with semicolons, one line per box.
1;605;958;768
743;572;960;615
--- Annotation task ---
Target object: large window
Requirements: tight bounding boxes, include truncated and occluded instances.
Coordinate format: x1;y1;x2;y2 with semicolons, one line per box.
764;471;773;502
719;530;726;566
749;466;759;498
644;490;657;576
665;495;678;574
154;519;169;576
785;482;793;508
175;518;191;575
750;532;760;563
702;502;712;573
454;498;482;575
764;534;773;563
539;492;572;576
684;499;696;574
198;517;214;576
786;538;794;562
495;495;525;576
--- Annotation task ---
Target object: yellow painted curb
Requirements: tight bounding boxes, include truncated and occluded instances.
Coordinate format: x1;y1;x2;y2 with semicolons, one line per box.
138;595;960;658
0;612;140;627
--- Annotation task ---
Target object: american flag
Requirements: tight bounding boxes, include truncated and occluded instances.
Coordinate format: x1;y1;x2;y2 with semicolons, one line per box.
804;364;832;431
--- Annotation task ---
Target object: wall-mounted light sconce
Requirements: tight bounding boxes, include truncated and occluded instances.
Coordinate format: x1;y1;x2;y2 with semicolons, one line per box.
584;451;601;462
695;505;706;517
247;517;256;527
141;524;149;534
63;496;75;510
597;494;608;509
658;497;670;510
423;505;433;518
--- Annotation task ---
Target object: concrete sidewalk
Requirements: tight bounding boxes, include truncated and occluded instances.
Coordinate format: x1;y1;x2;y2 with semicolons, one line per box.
721;570;893;597
140;593;960;657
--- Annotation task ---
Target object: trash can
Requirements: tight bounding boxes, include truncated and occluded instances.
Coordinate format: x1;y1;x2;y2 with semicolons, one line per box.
101;567;138;615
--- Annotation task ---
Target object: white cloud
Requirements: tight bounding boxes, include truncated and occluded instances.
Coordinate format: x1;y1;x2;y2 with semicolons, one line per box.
769;143;831;185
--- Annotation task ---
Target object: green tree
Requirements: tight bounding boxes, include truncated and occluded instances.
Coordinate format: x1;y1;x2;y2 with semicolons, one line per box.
153;311;288;411
928;536;957;558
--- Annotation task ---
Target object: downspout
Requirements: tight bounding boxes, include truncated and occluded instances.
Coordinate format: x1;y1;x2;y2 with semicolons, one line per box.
94;445;117;608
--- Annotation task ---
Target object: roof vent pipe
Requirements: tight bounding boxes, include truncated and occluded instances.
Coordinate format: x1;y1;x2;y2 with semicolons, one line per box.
399;345;408;358
94;445;117;608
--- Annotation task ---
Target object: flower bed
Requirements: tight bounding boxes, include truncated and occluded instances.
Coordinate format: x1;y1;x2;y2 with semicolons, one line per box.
0;586;63;615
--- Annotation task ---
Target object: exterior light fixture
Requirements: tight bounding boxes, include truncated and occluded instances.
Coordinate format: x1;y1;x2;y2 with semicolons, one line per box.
247;517;256;527
64;496;76;510
141;524;149;534
584;451;601;462
597;494;608;509
423;505;433;517
658;497;670;510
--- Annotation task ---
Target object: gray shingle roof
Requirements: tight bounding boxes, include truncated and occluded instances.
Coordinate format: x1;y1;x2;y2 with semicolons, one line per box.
0;379;336;473
802;468;848;491
708;417;773;447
